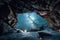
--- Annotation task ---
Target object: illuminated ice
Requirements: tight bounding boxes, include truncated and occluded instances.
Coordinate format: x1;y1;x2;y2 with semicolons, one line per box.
16;12;50;31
